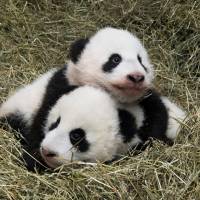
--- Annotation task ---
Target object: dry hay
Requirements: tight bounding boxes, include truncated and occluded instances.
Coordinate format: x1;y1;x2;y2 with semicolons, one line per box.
0;0;199;199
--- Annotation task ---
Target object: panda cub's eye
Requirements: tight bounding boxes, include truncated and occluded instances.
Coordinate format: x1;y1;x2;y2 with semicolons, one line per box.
48;117;61;131
137;54;148;72
110;54;122;64
137;54;142;64
69;128;89;152
69;128;85;145
103;53;122;72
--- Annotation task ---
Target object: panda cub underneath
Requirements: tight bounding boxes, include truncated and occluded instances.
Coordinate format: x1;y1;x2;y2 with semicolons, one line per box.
0;68;121;169
0;65;185;170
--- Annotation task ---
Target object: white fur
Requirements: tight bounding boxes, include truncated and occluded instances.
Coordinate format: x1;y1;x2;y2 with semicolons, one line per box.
41;86;122;168
0;69;56;123
67;27;154;103
161;97;186;139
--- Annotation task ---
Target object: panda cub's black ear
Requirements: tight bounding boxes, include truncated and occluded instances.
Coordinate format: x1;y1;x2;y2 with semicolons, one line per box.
69;38;89;63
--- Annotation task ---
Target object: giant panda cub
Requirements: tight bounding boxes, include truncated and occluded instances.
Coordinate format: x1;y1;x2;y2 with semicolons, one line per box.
67;27;154;103
0;68;121;170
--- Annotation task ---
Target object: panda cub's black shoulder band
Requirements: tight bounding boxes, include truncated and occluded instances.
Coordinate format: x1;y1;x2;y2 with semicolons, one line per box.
28;65;78;149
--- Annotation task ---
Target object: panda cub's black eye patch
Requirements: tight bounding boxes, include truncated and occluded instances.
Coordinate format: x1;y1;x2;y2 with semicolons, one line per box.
137;54;147;72
103;53;122;73
69;128;89;152
48;117;61;131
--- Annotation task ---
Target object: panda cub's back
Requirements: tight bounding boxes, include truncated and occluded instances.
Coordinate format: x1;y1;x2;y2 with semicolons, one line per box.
0;69;56;125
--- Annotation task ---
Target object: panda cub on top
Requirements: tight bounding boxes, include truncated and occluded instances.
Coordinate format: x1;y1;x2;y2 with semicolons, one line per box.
67;27;185;142
0;27;185;170
67;27;154;103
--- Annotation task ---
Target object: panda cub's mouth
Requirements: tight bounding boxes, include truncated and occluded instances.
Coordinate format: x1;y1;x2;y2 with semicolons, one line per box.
112;84;147;95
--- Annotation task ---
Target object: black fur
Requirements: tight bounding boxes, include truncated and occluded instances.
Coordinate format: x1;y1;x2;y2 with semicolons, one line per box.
28;65;78;149
0;113;29;145
138;90;173;145
118;90;173;152
137;54;147;72
118;109;137;143
103;54;122;73
22;147;49;172
0;114;48;172
69;128;90;152
69;38;89;63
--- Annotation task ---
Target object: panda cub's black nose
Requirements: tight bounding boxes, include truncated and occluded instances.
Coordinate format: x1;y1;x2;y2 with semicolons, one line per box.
127;73;145;83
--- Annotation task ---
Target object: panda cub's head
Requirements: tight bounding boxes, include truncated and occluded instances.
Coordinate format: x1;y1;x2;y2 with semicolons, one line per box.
67;27;154;103
40;86;121;168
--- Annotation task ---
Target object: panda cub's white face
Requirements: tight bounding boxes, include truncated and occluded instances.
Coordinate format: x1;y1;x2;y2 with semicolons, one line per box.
40;86;121;168
68;27;154;103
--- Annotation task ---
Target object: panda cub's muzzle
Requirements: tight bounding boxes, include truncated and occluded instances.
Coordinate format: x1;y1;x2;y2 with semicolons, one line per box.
112;71;147;96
